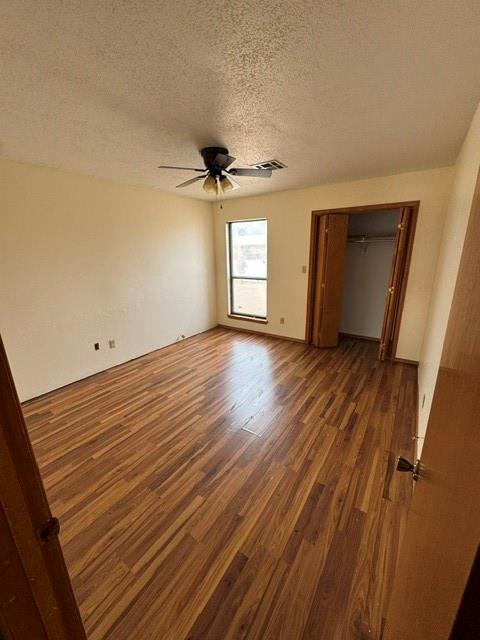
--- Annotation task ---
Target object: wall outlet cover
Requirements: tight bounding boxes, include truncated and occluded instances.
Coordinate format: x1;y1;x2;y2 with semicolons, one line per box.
109;339;116;349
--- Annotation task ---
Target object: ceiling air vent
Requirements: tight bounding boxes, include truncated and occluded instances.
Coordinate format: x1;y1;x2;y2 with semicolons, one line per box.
250;159;287;171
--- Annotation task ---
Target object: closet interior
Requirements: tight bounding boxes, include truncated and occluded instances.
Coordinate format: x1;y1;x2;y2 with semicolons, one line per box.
340;210;399;341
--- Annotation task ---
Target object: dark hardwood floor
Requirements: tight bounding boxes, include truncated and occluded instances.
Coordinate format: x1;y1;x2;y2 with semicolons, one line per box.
22;328;417;640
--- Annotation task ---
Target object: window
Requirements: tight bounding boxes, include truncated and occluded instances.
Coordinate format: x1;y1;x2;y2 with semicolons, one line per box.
227;219;267;319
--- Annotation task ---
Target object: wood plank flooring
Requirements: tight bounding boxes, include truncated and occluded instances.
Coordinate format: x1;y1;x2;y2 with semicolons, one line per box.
22;328;417;640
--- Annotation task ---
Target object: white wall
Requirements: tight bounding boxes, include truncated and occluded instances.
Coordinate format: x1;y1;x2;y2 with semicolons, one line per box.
340;242;394;339
0;159;216;401
214;167;454;361
418;103;480;454
340;211;398;339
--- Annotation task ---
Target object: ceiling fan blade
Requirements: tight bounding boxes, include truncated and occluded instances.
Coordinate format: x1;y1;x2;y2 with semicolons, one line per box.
214;153;236;169
228;168;272;178
158;165;206;172
175;175;207;188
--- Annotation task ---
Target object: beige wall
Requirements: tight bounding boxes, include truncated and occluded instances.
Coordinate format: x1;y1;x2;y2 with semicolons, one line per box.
3;133;475;418
214;167;454;361
0;159;216;401
417;103;480;454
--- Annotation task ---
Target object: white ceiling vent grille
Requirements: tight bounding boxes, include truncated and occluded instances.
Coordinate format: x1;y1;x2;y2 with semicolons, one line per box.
250;159;287;171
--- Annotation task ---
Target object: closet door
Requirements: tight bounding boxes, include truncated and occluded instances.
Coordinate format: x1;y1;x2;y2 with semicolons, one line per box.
379;207;409;360
312;214;348;348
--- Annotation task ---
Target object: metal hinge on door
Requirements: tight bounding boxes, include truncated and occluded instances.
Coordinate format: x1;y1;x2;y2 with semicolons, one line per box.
38;516;60;543
396;456;421;481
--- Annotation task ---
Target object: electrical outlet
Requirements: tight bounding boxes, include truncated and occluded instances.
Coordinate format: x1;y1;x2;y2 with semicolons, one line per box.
109;339;116;349
94;342;100;351
301;265;307;274
280;317;285;325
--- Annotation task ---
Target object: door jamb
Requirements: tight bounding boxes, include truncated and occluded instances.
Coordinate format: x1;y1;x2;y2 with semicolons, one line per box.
305;201;419;360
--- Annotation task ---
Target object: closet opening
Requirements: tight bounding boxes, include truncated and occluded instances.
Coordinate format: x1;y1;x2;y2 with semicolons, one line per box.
305;201;419;361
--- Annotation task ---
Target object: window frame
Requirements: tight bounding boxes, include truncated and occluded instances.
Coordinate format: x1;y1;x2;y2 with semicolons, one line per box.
227;218;268;321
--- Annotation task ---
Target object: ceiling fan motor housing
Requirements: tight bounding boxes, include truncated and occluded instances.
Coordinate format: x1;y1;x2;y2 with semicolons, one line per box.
200;146;230;176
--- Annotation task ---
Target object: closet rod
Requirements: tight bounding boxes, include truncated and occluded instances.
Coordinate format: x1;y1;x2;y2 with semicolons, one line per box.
347;234;396;244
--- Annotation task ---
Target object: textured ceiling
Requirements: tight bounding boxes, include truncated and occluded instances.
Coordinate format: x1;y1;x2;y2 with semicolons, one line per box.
1;1;480;200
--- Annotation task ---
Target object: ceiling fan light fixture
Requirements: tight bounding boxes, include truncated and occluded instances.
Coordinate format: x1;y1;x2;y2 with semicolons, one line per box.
202;175;218;194
219;175;234;192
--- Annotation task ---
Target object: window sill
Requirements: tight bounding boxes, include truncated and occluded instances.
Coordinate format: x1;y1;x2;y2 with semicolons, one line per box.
227;314;269;325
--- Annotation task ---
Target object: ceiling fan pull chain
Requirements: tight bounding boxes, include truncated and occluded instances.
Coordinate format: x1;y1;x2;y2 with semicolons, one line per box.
216;177;223;209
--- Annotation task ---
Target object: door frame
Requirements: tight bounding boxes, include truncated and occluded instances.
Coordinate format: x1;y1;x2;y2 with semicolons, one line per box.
305;201;419;360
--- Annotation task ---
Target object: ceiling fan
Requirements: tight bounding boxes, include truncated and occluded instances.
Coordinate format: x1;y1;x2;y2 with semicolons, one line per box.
158;146;272;194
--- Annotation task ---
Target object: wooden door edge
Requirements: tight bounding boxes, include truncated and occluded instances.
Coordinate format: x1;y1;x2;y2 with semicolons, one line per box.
0;335;86;639
305;213;320;343
379;207;409;360
388;205;419;359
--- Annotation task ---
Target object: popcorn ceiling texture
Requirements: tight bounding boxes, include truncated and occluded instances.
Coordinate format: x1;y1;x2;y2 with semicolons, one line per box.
1;0;480;199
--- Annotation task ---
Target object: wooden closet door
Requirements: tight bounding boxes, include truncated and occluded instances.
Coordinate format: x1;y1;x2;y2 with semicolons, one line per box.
379;207;409;360
312;214;348;348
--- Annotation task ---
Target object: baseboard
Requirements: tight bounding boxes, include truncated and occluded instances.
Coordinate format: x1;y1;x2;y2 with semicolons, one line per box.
217;323;306;344
21;326;218;405
339;332;380;343
339;333;419;366
391;356;419;366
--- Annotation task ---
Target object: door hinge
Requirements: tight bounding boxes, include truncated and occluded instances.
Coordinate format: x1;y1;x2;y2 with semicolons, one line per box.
396;456;421;481
388;286;394;294
38;517;60;543
398;223;405;230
